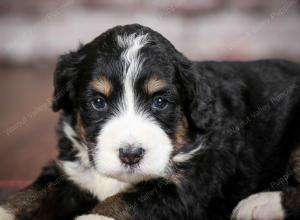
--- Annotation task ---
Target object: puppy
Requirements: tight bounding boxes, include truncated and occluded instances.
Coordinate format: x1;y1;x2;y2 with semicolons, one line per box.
1;24;300;220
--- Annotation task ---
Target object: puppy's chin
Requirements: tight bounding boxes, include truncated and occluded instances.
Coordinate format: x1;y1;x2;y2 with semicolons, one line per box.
108;173;156;183
98;167;159;183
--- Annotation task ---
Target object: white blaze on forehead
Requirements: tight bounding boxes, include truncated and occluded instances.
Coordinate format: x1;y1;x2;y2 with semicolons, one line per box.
117;33;149;80
117;33;149;113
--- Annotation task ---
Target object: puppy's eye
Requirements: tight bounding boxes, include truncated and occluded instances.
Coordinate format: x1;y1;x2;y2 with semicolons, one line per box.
152;96;168;110
91;97;107;111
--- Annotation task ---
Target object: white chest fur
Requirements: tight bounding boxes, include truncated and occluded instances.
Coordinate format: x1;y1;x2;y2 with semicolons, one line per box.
61;161;129;201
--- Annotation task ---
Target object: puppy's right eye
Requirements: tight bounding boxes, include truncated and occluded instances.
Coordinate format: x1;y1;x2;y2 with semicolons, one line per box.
91;97;107;111
152;96;168;110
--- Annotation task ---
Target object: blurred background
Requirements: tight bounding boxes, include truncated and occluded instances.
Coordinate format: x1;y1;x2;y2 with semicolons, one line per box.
0;0;300;196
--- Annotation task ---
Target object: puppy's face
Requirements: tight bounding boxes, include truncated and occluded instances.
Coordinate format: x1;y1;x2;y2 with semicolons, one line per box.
55;27;190;183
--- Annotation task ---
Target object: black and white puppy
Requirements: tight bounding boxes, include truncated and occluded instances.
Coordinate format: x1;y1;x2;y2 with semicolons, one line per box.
1;24;300;220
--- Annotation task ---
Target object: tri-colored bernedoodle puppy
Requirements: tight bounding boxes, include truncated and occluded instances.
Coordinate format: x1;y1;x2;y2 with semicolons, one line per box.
1;24;300;220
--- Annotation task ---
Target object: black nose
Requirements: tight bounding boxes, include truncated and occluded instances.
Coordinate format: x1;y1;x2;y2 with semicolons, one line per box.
119;146;145;165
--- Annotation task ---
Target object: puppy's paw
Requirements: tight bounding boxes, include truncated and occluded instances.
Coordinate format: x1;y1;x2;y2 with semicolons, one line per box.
0;207;15;220
75;214;115;220
231;192;285;220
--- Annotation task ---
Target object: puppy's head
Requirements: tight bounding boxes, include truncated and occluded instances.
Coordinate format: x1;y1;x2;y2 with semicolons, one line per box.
53;24;200;183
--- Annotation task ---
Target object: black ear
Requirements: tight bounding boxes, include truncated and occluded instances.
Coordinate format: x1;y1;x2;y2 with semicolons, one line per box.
173;52;215;131
52;51;83;112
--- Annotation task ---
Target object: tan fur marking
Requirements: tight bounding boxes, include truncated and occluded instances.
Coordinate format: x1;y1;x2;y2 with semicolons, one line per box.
92;194;132;220
144;76;167;95
77;113;87;143
92;76;113;97
290;148;300;183
2;188;41;219
174;115;189;149
282;187;300;215
2;173;64;220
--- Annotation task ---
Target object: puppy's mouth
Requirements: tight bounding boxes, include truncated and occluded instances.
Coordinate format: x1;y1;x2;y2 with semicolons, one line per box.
107;169;154;183
121;164;141;173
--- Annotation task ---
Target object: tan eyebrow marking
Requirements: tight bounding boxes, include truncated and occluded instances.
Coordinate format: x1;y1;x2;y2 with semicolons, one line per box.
91;75;113;97
144;76;167;95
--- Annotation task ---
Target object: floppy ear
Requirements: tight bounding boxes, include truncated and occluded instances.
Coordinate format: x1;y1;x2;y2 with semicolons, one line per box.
173;52;216;131
52;51;83;112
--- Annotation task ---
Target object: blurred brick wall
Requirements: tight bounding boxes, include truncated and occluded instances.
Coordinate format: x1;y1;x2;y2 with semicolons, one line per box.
0;0;300;64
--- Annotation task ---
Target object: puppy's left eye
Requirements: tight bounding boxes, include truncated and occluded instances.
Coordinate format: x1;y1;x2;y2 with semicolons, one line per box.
152;96;168;110
91;97;107;111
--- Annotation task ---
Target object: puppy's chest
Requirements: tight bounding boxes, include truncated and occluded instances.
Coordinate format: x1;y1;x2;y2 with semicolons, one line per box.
61;161;129;201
